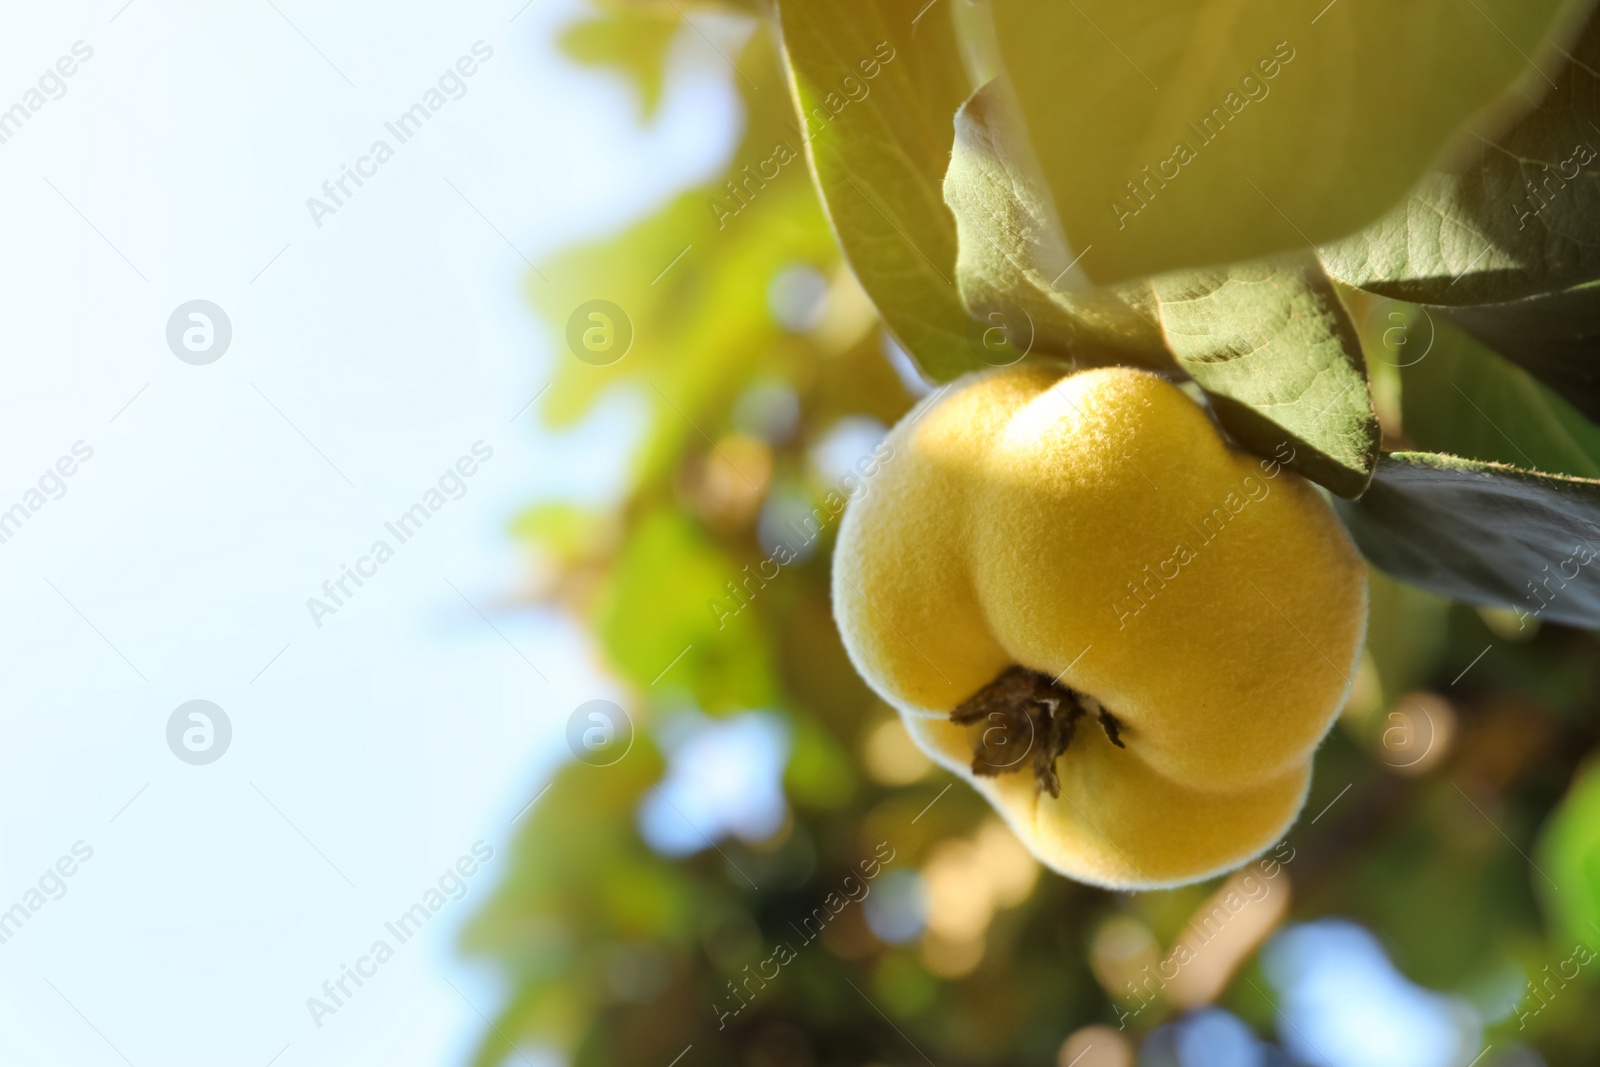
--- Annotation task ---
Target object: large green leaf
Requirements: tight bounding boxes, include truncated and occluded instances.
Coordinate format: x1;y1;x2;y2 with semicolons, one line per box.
1443;282;1600;422
942;80;1172;369
1336;452;1600;629
989;0;1589;286
1400;314;1600;478
778;0;976;380
1154;255;1379;498
1323;6;1600;305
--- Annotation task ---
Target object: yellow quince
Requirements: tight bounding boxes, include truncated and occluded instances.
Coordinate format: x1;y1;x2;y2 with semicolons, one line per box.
832;364;1366;889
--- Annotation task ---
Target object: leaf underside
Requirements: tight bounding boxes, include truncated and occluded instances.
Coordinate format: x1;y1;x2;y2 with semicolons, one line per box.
1322;8;1600;306
993;0;1589;285
1336;452;1600;629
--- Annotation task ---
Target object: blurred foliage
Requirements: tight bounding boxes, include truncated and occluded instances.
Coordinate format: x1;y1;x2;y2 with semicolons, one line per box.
559;6;680;119
464;3;1600;1066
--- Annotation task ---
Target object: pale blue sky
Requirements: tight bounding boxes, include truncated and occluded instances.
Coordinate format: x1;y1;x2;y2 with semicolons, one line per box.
0;1;740;1064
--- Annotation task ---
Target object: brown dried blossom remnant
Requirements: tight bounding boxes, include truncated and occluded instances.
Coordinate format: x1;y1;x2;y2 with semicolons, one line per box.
949;665;1125;797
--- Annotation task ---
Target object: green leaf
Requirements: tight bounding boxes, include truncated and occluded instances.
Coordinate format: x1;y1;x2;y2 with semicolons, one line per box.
1335;452;1600;629
942;80;1174;370
1399;313;1600;478
1442;281;1600;423
596;509;778;710
1537;759;1600;948
1154;255;1379;498
560;9;681;119
989;0;1588;286
1322;8;1600;305
777;0;976;380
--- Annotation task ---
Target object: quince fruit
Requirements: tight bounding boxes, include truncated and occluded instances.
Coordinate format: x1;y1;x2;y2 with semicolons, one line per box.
833;365;1366;889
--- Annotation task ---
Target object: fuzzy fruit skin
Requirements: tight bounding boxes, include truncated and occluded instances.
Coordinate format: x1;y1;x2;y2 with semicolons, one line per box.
832;364;1366;889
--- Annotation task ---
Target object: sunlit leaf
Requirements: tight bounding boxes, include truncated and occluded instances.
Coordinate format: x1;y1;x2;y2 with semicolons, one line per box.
943;80;1173;370
991;0;1589;284
778;0;976;380
560;9;682;119
1322;7;1600;305
1537;759;1600;947
1155;254;1378;498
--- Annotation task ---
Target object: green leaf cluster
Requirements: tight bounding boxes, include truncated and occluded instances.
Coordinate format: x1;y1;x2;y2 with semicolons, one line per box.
779;0;1600;627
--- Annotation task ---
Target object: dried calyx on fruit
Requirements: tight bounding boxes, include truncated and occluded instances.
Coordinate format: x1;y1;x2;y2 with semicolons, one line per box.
832;365;1367;890
951;665;1124;797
